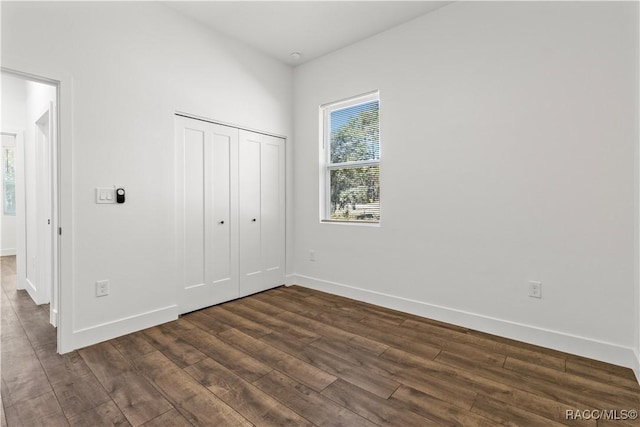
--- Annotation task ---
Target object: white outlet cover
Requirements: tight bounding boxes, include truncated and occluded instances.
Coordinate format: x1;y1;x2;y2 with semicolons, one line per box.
528;281;542;299
96;280;109;297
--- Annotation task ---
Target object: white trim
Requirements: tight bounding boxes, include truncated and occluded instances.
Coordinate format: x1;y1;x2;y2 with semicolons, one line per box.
1;248;16;256
290;274;639;375
320;90;379;110
633;349;639;384
174;111;286;140
72;305;178;350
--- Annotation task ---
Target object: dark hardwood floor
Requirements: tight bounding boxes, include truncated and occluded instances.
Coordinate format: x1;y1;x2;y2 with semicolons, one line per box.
2;255;639;426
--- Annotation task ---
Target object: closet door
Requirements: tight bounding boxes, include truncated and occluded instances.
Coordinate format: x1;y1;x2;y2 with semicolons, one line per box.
239;130;285;296
175;116;239;314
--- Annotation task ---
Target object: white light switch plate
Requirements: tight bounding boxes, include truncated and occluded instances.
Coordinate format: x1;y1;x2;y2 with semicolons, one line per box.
96;187;116;204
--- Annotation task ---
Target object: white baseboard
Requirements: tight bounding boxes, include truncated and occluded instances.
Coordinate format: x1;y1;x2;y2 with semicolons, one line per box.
290;274;638;375
0;248;16;256
634;349;640;384
72;305;178;350
50;308;58;328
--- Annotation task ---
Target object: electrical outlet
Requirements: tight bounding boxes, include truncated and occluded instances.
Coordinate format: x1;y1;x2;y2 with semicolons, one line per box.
528;281;542;299
309;250;316;262
96;280;109;297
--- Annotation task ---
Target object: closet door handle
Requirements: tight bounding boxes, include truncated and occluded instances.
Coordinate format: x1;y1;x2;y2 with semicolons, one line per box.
252;218;257;222
219;220;225;225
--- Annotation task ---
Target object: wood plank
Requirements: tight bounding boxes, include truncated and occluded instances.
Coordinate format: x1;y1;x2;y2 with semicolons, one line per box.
181;310;233;334
296;344;400;399
132;351;250;426
79;343;173;426
142;325;207;368
565;357;640;391
218;328;336;392
12;390;64;426
223;300;320;341
141;409;192;427
173;325;273;383
390;385;496;427
276;310;390;356
502;357;639;408
1;333;54;402
471;395;568;427
52;373;111;419
252;288;322;316
13;305;56;350
253;370;377;427
321;379;438;426
233;295;284;316
382;347;592;425
465;330;567;371
436;351;617;416
2;403;21;427
67;400;131;427
35;343;92;386
260;329;319;354
185;357;315;427
199;306;272;338
112;332;157;362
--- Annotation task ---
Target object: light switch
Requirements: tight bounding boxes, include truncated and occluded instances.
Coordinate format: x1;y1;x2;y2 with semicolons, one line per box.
96;187;116;204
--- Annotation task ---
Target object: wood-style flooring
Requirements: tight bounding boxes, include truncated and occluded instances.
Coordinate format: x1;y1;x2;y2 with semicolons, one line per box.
1;255;639;426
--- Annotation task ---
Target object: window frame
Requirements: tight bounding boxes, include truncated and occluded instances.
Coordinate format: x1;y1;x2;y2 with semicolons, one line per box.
320;91;380;224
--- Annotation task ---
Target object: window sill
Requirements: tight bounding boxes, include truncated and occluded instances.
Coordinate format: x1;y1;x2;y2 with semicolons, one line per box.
320;220;380;227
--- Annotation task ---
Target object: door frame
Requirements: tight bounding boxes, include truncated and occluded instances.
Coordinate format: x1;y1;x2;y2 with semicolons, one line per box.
2;66;72;353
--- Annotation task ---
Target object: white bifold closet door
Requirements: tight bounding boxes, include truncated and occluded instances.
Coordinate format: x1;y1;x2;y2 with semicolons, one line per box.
238;130;285;297
175;116;239;314
175;116;285;315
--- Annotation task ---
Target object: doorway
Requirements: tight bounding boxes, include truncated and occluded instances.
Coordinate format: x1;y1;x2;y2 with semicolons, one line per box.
1;71;59;329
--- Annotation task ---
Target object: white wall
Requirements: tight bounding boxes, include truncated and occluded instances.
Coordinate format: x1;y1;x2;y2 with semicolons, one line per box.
0;73;26;256
293;1;638;369
1;1;292;349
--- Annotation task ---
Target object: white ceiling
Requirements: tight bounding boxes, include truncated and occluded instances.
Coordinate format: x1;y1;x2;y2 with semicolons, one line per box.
164;1;453;66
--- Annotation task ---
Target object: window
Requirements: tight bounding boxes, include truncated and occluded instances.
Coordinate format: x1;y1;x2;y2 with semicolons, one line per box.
3;147;16;216
321;92;380;223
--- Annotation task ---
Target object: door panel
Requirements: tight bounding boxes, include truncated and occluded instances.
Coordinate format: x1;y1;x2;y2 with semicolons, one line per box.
210;132;231;284
261;137;284;275
183;128;206;289
176;117;239;314
239;131;262;294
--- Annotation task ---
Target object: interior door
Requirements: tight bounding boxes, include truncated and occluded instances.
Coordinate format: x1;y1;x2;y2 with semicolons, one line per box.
38;105;53;306
239;130;285;296
175;116;238;314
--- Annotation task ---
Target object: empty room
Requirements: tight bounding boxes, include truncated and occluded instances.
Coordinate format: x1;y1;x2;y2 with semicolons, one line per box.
1;1;639;426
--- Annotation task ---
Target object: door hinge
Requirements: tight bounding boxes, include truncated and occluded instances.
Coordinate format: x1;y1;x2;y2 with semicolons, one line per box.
58;227;62;236
48;219;50;225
